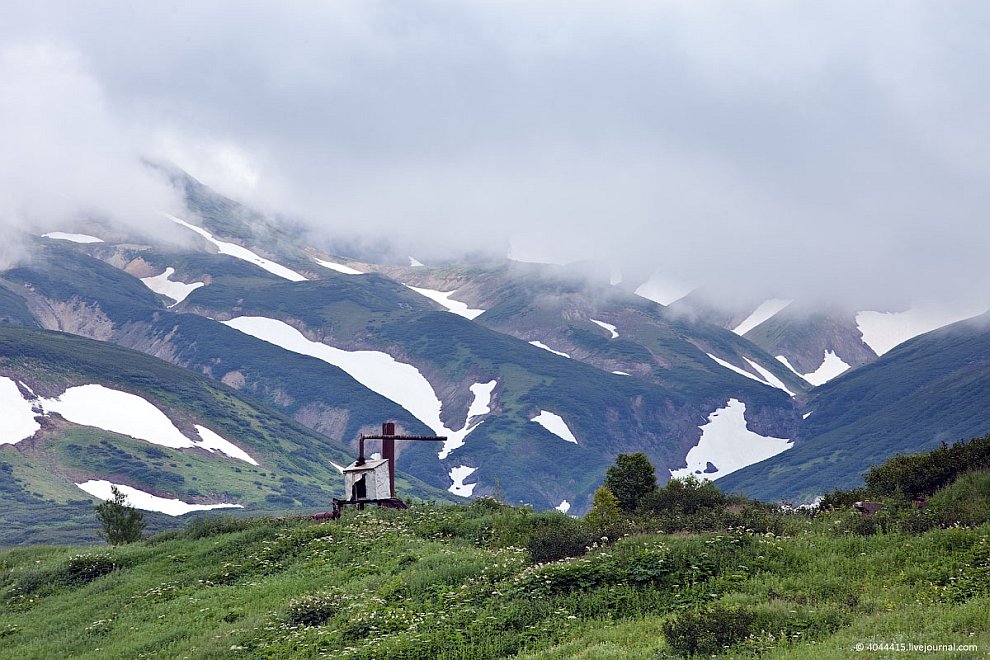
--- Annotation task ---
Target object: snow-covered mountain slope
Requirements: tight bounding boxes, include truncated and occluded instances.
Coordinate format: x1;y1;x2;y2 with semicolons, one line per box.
405;285;486;320
167;214;307;282
733;299;792;336
313;257;364;275
77;480;243;516
141;267;205;305
17;169;990;515
670;399;792;481
530;410;578;444
856;303;989;356
42;232;104;244
718;312;990;502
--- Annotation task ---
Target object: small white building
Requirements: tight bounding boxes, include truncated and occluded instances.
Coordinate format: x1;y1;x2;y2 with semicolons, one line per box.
342;459;392;501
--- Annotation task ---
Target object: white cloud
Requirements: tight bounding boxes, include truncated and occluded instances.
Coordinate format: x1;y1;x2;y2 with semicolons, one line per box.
2;2;989;305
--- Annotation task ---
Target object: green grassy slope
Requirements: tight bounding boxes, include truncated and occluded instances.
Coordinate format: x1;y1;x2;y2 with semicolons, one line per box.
0;326;448;545
0;505;985;658
719;314;990;501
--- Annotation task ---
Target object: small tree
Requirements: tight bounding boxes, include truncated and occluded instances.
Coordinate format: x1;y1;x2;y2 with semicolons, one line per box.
604;452;657;512
584;486;622;538
96;486;146;545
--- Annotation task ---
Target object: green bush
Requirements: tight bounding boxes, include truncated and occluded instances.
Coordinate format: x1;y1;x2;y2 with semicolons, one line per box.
928;470;990;527
819;486;868;510
95;486;146;545
662;604;756;656
60;553;119;587
865;435;990;500
663;603;849;656
639;475;726;516
604;452;657;512
182;514;256;539
286;592;345;627
526;512;593;563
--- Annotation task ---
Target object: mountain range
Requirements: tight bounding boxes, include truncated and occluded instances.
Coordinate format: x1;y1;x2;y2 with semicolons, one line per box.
2;165;988;541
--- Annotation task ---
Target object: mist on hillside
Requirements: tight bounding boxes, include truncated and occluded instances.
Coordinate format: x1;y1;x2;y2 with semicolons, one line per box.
3;2;990;308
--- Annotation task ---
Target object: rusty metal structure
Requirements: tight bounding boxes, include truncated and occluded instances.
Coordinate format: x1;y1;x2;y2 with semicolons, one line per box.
327;422;445;519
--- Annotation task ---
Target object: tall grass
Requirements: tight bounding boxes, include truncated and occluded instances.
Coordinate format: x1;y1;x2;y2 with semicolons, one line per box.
0;502;986;658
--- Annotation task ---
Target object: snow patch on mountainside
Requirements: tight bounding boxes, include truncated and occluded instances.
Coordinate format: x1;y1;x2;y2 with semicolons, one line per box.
405;285;485;320
706;353;765;385
0;377;40;445
743;358;794;396
707;354;793;396
531;410;578;444
467;380;497;419
856;304;988;356
670;399;792;481
76;480;242;516
141;267;205;305
590;319;619;338
194;425;258;465
42;232;104;243
314;258;364;275
43;385;197;449
776;355;801;376
222;316;487;458
167;214;307;282
439;380;497;460
2;379;258;462
634;275;694;306
801;350;851;386
733;299;792;336
612;371;631;376
448;466;477;497
529;341;571;358
409;256;425;268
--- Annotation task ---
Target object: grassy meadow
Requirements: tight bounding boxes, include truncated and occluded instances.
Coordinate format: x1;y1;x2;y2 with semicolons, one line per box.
0;498;987;658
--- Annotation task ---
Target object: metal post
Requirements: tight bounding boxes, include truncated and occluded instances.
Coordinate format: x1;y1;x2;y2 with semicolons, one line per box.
382;422;396;498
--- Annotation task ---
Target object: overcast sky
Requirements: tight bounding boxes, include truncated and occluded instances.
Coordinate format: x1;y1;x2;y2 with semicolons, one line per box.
3;1;989;306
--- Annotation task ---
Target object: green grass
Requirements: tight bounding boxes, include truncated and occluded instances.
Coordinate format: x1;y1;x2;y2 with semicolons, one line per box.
0;502;987;659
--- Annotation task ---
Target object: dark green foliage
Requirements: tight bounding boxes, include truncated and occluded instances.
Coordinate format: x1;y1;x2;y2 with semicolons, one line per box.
583;486;622;538
286;593;344;627
662;605;756;656
819;486;868;510
639;475;726;516
11;552;118;598
864;435;990;500
58;553;120;587
95;486;146;545
526;512;593;563
928;470;990;527
662;603;848;656
180;514;258;540
604;452;657;512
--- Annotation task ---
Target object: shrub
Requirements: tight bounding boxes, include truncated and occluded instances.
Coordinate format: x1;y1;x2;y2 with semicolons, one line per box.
95;486;146;545
604;452;657;512
662;604;756;656
583;486;622;539
182;514;255;539
865;435;990;500
59;553;119;587
928;470;990;527
819;487;868;510
286;592;345;627
526;512;593;563
639;475;725;516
